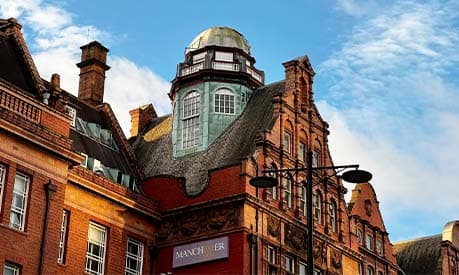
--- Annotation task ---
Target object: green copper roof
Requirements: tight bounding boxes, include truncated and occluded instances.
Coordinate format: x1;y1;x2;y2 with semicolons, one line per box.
186;26;251;54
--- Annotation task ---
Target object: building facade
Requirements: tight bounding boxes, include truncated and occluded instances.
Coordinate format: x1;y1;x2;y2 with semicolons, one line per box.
131;27;400;274
0;18;160;275
394;221;459;275
0;17;402;275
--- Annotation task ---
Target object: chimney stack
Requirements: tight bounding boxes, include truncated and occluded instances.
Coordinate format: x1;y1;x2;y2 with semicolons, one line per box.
129;104;157;137
77;41;110;106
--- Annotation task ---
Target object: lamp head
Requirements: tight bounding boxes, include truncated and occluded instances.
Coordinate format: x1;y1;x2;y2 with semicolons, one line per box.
249;176;278;188
340;169;372;183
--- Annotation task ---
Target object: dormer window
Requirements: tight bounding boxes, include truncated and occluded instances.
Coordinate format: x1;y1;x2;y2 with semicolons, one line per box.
214;89;235;115
182;91;200;149
65;105;77;127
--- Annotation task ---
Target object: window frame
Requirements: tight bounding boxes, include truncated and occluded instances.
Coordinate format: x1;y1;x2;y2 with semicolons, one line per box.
357;229;363;245
125;238;144;275
0;164;6;213
283;132;292;154
366;233;374;251
3;262;20;275
329;200;337;232
312;150;320;167
65;105;77;128
58;210;69;264
299;261;307;275
298;142;306;162
214;88;235;115
314;191;322;224
376;239;383;256
10;172;30;231
283;175;293;208
300;185;307;215
285;255;294;274
85;222;108;275
182;91;201;149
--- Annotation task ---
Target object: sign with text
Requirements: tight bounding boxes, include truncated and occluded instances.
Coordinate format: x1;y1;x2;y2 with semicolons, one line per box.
172;236;229;268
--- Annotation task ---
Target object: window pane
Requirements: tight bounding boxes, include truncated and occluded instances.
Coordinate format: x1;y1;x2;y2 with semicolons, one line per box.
125;238;144;275
10;172;29;231
86;222;107;275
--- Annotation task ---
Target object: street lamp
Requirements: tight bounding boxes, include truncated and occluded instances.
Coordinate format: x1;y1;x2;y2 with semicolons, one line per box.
250;151;372;275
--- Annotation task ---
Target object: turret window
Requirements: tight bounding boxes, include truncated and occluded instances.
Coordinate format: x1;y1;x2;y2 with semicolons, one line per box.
214;89;235;114
182;91;200;149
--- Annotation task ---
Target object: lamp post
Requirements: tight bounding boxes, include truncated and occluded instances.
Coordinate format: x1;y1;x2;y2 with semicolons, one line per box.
250;151;372;275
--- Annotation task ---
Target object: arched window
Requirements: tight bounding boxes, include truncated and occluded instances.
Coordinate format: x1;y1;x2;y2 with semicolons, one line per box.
367;266;374;275
329;200;337;232
357;229;363;244
269;163;278;200
182;91;200;149
314;191;322;224
283;174;293;208
214;88;235;114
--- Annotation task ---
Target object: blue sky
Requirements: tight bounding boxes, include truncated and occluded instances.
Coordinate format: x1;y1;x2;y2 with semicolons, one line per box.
1;0;458;242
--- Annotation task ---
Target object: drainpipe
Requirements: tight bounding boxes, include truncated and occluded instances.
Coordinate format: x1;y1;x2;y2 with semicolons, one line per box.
39;180;57;275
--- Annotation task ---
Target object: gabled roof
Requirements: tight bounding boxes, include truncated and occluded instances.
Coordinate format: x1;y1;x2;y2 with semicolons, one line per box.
393;235;442;274
0;18;44;96
131;80;284;196
348;183;387;232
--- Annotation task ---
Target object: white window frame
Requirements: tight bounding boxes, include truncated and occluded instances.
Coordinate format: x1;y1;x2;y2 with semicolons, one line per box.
268;246;276;264
182;91;200;149
329;200;337;232
10;172;30;231
283;176;292;208
85;222;107;275
125;238;144;275
215;51;233;62
3;262;20;275
65;105;77;127
283;132;292;154
299;261;307;275
366;233;374;251
314;192;322;224
58;210;69;264
0;164;6;212
214;88;235;115
285;255;294;273
300;185;307;215
298;142;305;162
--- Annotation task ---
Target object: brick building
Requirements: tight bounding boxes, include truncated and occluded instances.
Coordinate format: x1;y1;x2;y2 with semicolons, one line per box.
0;18;159;275
394;220;459;275
0;17;402;275
130;26;401;274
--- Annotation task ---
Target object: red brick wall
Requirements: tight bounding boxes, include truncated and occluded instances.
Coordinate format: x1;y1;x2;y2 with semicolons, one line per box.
142;164;243;211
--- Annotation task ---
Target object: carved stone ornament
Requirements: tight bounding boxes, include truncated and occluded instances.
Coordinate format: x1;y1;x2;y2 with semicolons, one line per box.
330;247;342;269
267;216;280;238
365;199;372;216
156;203;241;243
285;223;307;251
313;240;327;265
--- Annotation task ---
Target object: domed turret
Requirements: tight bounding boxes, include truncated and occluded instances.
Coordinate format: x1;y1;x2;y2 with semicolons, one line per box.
171;27;264;158
186;26;251;55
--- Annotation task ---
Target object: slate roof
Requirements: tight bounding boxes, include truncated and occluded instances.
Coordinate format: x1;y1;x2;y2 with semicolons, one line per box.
0;27;35;94
393;235;442;275
65;92;132;174
132;80;285;196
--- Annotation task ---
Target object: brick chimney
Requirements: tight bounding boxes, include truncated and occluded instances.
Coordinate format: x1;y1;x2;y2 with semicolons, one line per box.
77;41;110;106
129;104;157;137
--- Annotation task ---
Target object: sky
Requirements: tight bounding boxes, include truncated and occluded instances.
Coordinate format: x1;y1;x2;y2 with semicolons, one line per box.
1;0;458;242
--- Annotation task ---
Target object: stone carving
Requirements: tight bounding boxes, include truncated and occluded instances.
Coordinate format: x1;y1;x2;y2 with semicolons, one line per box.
365;199;372;216
284;223;307;251
313;240;327;264
331;247;342;269
267;216;280;238
156;203;241;243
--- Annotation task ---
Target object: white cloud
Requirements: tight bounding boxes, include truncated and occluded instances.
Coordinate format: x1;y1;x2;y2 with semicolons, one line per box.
320;0;459;238
335;0;378;17
0;0;171;135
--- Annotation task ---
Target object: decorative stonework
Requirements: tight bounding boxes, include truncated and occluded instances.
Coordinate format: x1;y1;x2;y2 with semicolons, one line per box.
313;240;327;265
267;216;280;238
365;199;372;217
330;247;342;270
156;203;240;243
284;223;307;251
